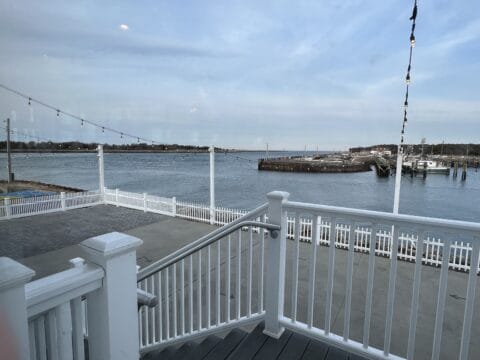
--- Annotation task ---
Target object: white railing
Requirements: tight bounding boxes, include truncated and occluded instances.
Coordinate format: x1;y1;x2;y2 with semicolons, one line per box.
136;204;271;352
26;259;103;360
0;190;103;220
0;232;143;360
104;188;248;226
286;216;480;274
280;194;480;360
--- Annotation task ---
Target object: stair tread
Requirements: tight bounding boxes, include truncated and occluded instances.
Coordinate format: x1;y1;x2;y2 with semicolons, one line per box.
300;338;329;360
194;335;222;360
174;341;198;360
277;332;310;360
226;322;269;360
252;329;293;360
204;329;248;360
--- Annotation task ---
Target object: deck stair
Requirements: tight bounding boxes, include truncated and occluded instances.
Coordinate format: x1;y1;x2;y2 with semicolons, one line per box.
141;322;367;360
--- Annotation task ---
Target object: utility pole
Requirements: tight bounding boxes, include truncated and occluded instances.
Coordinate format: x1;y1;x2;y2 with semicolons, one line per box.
97;144;105;199
5;118;13;182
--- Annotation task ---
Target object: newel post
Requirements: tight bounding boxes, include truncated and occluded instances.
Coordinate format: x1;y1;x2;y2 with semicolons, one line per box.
0;257;36;360
80;232;143;360
264;191;289;338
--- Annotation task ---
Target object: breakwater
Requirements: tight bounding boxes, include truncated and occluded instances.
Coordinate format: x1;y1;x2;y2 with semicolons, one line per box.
258;155;373;173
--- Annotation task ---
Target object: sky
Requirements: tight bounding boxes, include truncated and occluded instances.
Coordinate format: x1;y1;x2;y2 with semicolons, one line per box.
0;0;479;150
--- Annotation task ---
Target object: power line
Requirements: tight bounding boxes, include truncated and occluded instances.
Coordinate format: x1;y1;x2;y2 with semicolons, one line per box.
0;83;163;145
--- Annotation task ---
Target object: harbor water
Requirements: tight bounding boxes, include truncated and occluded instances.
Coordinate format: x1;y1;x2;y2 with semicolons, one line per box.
1;151;479;222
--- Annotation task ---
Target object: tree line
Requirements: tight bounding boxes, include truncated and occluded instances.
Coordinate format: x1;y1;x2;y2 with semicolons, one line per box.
349;143;480;156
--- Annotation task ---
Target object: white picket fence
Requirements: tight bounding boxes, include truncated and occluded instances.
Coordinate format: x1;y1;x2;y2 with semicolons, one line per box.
0;190;103;220
286;215;480;273
103;188;248;226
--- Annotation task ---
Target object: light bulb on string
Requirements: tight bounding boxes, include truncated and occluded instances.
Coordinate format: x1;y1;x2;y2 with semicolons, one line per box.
56;109;60;117
120;132;123;139
28;97;31;106
406;73;411;85
410;33;416;47
81;119;84;126
102;127;105;133
137;137;140;143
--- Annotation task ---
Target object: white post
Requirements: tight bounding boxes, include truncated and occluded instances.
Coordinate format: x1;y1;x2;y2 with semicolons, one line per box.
393;145;403;214
60;192;66;210
209;145;215;225
263;191;289;338
115;188;119;207
172;196;177;217
97;145;105;201
5;197;11;218
0;257;36;360
143;192;147;212
80;232;143;360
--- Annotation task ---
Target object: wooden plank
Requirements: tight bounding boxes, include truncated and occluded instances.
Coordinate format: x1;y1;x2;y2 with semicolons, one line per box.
204;329;247;360
277;332;310;360
325;347;349;360
252;329;293;359
227;322;269;360
300;338;329;360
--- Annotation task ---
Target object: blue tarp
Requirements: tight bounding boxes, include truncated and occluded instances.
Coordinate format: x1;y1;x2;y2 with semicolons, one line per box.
3;190;56;198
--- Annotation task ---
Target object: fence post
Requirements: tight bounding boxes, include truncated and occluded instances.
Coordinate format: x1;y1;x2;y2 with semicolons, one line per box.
97;145;105;202
209;145;215;225
60;192;66;210
172;196;177;217
264;191;289;338
5;197;11;218
0;257;36;360
115;188;119;207
80;232;143;360
143;192;147;212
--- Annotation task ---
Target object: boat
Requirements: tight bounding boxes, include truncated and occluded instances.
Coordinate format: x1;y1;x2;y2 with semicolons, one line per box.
410;159;450;174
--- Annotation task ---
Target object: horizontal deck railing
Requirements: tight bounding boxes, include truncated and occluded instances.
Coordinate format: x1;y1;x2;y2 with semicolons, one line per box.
282;198;480;360
136;204;271;351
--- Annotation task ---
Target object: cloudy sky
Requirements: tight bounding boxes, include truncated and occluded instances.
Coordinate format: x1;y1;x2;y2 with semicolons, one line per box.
0;0;479;150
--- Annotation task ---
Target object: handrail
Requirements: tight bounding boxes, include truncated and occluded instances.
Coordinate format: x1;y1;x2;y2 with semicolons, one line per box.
285;200;480;234
137;203;274;281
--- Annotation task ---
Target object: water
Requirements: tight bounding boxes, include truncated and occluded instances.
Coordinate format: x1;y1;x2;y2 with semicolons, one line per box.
1;152;479;222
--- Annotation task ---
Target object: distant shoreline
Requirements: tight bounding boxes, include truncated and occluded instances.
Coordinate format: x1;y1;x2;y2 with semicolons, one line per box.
2;149;295;153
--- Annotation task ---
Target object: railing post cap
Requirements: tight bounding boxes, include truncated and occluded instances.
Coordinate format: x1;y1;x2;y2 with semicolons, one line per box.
80;232;143;259
0;257;35;290
267;191;290;201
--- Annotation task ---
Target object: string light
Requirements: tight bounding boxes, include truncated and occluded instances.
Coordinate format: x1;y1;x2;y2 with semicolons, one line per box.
0;83;163;146
399;0;418;150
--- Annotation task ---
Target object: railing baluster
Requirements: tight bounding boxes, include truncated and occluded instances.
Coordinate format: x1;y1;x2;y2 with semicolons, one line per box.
173;264;177;337
325;217;337;335
70;298;84;360
35;316;47;360
165;268;170;339
216;241;221;325
406;230;424;359
197;249;202;330
343;221;355;341
207;245;211;328
259;215;265;312
247;226;253;317
46;309;58;360
189;255;193;333
55;302;73;359
226;235;231;322
180;259;185;336
459;239;480;360
236;229;242;319
157;272;163;341
29;320;36;360
307;215;318;328
384;224;400;356
149;276;155;344
363;224;377;348
432;238;452;360
291;215;301;322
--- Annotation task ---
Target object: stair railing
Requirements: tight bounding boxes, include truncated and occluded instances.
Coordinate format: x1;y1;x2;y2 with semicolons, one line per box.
136;201;279;351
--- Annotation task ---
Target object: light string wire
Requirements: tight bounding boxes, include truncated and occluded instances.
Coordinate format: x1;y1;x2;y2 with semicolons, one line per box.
0;125;53;143
399;0;418;153
0;83;162;145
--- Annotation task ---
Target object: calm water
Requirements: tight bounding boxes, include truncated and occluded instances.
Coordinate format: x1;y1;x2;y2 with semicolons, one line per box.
1;152;479;222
